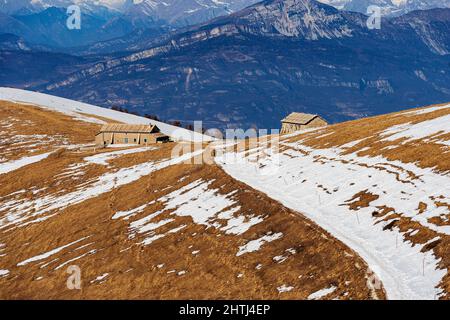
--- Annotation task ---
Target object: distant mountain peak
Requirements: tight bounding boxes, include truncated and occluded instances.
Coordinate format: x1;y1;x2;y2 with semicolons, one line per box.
211;0;357;40
0;0;262;27
318;0;450;16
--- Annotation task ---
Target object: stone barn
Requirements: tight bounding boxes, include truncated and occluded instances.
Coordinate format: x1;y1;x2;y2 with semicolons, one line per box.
280;113;328;134
95;124;170;146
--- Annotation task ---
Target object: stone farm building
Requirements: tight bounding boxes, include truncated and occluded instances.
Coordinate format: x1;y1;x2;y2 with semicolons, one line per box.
280;113;328;134
95;124;170;146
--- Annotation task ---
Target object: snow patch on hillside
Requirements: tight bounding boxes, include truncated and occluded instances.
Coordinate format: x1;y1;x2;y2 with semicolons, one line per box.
307;286;337;300
277;284;294;293
84;146;157;166
216;113;449;299
0;149;204;229
0;152;52;175
118;179;264;246
237;232;283;256
403;104;450;116
0;87;213;142
113;204;149;220
17;236;89;266
381;114;450;145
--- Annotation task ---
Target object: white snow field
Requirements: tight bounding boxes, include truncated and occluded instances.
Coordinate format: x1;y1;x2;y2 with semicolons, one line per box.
84;146;157;166
17;236;89;266
117;179;265;246
0;152;52;175
0;87;213;142
0;149;204;229
216;111;450;300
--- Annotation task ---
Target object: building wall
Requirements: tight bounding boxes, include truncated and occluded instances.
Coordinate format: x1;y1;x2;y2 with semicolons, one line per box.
95;132;162;146
280;118;327;134
308;117;328;128
280;123;301;134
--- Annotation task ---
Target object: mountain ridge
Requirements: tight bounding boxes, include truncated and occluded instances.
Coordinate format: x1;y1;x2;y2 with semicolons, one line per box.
0;0;261;47
32;0;450;129
319;0;450;16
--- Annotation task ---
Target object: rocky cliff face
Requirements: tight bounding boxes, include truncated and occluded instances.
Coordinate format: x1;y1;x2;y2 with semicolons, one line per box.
395;9;450;55
215;0;359;39
3;0;450;130
320;0;450;17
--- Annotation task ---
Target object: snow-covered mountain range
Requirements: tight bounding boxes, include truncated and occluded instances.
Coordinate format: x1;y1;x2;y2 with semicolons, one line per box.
0;0;261;26
2;0;450;47
3;0;450;22
0;0;261;47
319;0;450;16
14;0;446;130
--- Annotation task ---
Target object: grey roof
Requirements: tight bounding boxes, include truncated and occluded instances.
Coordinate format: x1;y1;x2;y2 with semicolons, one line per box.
281;112;323;125
98;124;159;134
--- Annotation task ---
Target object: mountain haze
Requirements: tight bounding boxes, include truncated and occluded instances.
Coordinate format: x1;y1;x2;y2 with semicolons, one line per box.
35;0;450;129
319;0;450;16
0;0;261;47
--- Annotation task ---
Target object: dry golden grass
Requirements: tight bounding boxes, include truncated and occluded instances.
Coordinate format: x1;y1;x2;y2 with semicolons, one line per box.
278;103;450;299
0;146;385;300
212;102;450;299
285;103;450;172
0;101;100;161
0;100;99;143
77;112;123;124
0;102;386;300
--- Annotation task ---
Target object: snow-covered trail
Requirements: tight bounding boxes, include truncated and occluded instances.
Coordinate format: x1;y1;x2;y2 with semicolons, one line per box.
216;145;447;300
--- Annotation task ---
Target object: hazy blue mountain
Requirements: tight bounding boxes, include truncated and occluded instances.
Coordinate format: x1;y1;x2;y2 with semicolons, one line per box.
8;7;135;47
28;0;449;130
2;0;450;130
0;33;30;50
0;1;259;48
0;11;34;39
319;0;450;16
0;0;42;15
394;8;450;55
0;0;121;16
71;27;172;56
0;49;90;88
0;33;52;51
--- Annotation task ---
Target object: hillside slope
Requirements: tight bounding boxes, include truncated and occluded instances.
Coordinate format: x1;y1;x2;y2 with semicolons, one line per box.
0;87;212;142
0;98;384;299
0;92;448;299
216;102;450;299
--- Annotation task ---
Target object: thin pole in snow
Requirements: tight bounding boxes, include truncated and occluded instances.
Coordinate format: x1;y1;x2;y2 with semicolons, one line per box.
422;257;425;276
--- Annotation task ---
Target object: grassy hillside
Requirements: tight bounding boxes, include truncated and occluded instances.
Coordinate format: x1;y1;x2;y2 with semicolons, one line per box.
217;103;450;299
0;100;383;299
